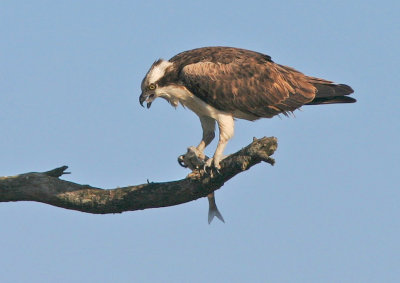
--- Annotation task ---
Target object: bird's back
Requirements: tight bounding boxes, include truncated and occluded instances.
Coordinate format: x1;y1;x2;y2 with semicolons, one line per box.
166;47;354;119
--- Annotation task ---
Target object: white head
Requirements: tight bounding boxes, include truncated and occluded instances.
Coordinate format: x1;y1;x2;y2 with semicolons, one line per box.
145;60;173;85
140;59;174;108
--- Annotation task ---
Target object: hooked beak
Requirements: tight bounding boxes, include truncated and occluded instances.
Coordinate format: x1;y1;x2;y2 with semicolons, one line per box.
139;92;155;109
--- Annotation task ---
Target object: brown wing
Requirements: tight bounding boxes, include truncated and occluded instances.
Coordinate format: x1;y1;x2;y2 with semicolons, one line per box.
179;57;316;118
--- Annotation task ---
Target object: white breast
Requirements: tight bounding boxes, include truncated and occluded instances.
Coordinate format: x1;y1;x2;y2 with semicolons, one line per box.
155;84;259;121
155;85;226;119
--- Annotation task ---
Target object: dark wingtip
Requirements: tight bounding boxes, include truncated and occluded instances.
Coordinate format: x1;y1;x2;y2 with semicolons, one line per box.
337;84;354;95
306;95;357;105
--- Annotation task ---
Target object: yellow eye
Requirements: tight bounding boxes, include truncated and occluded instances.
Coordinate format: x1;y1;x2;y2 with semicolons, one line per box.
148;83;156;90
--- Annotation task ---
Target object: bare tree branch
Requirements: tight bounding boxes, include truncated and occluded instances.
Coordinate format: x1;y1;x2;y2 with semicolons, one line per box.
0;137;277;214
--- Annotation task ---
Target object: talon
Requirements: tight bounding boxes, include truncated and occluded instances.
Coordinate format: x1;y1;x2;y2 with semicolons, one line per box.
211;165;221;176
203;158;213;172
203;158;221;176
178;155;188;168
203;164;212;174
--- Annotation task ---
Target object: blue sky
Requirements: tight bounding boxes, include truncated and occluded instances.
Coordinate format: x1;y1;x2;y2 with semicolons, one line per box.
1;1;399;282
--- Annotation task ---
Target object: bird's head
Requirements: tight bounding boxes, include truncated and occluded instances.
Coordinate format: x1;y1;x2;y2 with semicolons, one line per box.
139;59;174;109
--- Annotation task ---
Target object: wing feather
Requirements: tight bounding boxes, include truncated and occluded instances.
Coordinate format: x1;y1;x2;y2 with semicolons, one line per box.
179;58;316;119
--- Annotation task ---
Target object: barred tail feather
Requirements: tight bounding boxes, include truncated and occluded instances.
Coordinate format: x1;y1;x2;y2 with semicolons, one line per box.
207;193;225;224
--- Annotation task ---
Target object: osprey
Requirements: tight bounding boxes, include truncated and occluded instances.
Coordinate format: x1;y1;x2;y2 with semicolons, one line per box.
139;46;355;222
140;46;355;167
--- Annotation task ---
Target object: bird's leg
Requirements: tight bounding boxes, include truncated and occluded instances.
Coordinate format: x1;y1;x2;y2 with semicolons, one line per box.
196;116;216;160
204;114;234;171
178;116;215;168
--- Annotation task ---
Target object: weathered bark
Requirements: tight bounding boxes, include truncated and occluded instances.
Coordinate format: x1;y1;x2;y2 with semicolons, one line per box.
0;137;277;214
